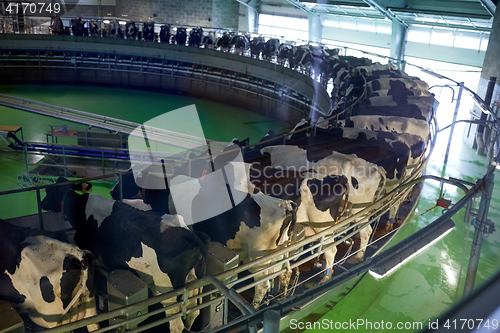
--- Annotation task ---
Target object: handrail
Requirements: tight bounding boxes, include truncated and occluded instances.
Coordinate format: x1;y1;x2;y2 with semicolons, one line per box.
34;112;438;333
3;25;496;333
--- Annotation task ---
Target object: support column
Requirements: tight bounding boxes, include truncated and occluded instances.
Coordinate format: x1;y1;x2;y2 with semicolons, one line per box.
390;19;407;69
465;9;500;148
246;0;259;33
308;12;322;43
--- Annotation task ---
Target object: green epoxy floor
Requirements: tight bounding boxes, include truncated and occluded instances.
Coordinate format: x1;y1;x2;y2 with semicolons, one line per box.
1;84;500;332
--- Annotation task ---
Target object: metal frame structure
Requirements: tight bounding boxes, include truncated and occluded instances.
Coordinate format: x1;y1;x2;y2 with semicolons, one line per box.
0;27;499;333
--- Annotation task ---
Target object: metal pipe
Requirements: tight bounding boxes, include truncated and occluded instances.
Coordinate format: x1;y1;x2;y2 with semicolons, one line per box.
36;186;44;230
440;82;464;197
63;145;67;178
204;276;254;316
235;0;258;14
263;310;280;333
477;77;497;155
11;146;132;160
463;168;495;299
118;171;123;202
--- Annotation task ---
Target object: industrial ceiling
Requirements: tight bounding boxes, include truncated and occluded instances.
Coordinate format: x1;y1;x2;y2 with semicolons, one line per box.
271;0;496;31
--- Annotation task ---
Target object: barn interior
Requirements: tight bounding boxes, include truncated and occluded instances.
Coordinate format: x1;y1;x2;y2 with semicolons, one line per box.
1;0;500;332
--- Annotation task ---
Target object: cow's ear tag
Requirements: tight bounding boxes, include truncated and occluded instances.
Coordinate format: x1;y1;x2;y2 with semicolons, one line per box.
80;183;93;193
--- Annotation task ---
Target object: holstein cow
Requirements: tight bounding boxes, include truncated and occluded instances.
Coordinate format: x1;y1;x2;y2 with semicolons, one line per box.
230;34;250;55
262;38;280;61
50;18;65;35
70;18;84;36
201;32;215;49
339;115;430;140
250;36;265;58
126;21;138;40
261;146;386;262
167;173;297;309
143;22;155;42
249;167;349;283
277;44;295;67
260;145;386;263
216;32;232;52
175;27;187;45
0;219;98;331
41;179;208;333
188;27;204;47
89;20;99;37
160;24;171;43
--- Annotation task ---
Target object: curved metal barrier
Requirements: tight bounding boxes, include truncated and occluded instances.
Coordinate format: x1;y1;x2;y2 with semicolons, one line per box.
0;34;331;123
0;103;438;332
1;24;500;333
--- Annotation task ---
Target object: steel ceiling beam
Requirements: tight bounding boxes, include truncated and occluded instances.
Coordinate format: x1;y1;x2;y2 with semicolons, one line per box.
285;0;317;14
362;0;408;27
403;0;492;19
478;0;495;16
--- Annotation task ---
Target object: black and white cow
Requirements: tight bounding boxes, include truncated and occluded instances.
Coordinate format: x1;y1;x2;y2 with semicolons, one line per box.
50;18;65;35
89;21;100;37
175;27;187;45
126;21;138;40
167;174;296;309
41;179;208;333
143;22;155;42
71;18;84;36
109;20;122;39
250;36;265;59
292;45;312;74
259;145;386;263
159;24;171;43
216;32;232;52
188;27;203;47
0;219;98;330
262;38;280;61
338;115;430;140
230;34;250;55
249;168;349;282
201;32;215;49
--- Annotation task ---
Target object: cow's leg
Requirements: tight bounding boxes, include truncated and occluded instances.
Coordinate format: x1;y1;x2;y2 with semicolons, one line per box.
347;224;372;264
183;268;200;330
252;272;271;310
319;245;338;283
83;297;99;331
278;261;292;300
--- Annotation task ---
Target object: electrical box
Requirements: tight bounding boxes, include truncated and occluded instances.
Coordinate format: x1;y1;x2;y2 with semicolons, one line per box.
0;301;23;333
107;269;148;330
206;241;239;284
202;242;240;330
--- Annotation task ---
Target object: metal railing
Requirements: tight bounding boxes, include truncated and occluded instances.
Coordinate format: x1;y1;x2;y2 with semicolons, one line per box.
3;21;497;332
0;85;439;331
31;111;437;332
0;50;324;118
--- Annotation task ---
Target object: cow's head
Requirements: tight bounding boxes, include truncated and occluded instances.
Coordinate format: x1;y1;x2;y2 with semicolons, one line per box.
41;177;90;212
